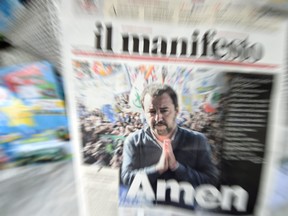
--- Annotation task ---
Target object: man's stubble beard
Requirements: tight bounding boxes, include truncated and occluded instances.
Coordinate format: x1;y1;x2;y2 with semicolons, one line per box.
154;126;171;136
152;118;176;136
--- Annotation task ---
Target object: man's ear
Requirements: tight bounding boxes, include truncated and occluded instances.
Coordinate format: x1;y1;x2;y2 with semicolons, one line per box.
175;106;179;114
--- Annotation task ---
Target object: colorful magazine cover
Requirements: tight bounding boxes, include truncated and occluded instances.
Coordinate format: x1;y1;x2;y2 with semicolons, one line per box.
0;61;70;169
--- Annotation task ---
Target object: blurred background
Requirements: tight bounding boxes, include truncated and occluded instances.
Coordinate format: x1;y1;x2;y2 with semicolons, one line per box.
1;0;288;216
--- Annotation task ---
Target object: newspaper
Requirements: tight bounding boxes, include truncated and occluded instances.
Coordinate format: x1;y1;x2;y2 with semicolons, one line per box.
60;1;288;216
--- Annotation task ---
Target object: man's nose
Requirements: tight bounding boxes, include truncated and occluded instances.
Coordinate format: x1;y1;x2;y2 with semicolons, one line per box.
155;111;163;121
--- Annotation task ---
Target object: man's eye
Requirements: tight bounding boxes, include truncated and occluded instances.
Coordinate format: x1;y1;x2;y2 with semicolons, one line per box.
149;110;156;115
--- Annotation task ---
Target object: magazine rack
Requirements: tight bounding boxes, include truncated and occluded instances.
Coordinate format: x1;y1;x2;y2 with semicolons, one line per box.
0;1;77;216
1;0;62;71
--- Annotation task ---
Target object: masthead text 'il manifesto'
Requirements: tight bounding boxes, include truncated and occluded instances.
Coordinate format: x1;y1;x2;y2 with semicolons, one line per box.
94;22;264;62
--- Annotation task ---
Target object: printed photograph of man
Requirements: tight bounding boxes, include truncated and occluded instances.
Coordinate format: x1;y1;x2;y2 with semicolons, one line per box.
121;83;219;207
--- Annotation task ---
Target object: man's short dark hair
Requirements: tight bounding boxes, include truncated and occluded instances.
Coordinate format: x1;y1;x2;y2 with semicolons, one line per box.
140;83;178;109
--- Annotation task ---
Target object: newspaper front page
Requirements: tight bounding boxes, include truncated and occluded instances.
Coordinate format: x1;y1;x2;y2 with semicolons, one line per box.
60;1;288;215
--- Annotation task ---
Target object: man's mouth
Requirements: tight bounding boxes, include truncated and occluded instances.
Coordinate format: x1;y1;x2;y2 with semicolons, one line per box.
154;122;166;127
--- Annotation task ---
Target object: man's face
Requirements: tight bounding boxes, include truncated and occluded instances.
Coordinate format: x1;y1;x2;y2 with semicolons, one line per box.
143;92;178;137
